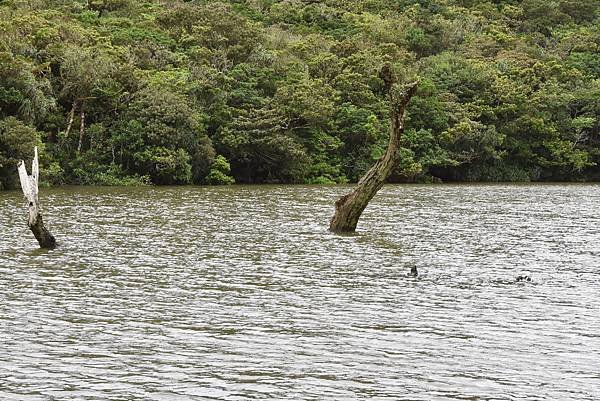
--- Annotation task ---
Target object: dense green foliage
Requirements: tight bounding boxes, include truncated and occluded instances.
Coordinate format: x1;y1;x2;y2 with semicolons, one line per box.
0;0;598;188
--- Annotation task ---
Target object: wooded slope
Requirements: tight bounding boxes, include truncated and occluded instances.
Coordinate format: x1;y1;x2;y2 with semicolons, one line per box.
1;0;599;188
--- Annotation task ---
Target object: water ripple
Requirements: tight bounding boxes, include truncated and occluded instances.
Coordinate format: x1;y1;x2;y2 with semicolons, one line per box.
1;184;599;400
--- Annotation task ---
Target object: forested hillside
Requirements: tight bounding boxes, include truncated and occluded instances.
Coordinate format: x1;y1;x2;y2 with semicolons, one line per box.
1;0;599;189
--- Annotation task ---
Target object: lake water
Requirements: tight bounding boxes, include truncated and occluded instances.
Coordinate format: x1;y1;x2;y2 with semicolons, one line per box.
1;184;599;400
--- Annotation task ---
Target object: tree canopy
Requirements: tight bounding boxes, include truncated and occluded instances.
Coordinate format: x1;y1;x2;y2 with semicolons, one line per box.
0;0;598;189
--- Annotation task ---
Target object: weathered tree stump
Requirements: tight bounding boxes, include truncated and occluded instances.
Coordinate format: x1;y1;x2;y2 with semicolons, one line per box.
330;65;418;232
17;147;56;249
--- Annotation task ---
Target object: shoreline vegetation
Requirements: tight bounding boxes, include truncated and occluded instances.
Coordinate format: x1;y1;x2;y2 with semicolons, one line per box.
4;181;599;193
1;0;599;191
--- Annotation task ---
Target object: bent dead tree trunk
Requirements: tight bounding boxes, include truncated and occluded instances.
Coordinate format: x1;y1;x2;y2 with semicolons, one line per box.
18;147;57;249
330;67;418;232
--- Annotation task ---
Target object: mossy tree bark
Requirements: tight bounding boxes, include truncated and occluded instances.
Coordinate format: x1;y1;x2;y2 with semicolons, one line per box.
17;147;57;249
329;66;418;233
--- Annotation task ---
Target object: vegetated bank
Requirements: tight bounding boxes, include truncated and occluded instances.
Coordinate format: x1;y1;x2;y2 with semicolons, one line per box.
1;0;599;190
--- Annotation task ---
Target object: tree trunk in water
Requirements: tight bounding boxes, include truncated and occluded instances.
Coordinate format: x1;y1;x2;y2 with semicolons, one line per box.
17;147;57;249
330;67;418;233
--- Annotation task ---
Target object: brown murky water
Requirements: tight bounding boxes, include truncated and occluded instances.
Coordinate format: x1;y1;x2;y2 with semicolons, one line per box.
1;184;599;400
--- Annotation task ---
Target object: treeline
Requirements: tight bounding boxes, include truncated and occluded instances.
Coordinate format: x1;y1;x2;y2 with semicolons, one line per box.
0;0;599;189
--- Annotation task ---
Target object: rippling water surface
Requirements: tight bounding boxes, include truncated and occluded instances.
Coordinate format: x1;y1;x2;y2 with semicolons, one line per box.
1;184;599;400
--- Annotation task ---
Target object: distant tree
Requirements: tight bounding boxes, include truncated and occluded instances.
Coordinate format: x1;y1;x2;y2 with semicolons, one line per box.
0;117;40;189
115;86;215;184
205;155;235;185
